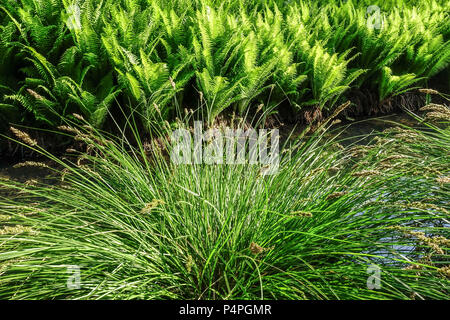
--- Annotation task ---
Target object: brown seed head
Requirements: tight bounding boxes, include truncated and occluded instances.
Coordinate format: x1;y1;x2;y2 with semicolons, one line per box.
9;127;38;146
418;88;440;95
250;242;265;255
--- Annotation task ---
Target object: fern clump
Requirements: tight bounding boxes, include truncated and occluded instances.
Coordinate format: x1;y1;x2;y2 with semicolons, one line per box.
0;0;448;129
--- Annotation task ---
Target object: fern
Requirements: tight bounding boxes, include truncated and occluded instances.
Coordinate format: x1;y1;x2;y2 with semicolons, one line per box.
379;67;422;101
0;0;448;130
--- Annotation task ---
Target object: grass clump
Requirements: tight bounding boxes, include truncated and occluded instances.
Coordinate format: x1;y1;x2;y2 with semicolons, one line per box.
0;112;448;299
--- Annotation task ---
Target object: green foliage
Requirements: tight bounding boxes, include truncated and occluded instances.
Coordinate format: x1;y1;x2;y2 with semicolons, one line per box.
0;0;449;129
0;0;118;127
0;115;449;299
379;67;421;101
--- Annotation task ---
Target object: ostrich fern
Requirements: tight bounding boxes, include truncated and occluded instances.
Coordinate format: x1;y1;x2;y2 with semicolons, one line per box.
0;0;448;129
0;0;117;127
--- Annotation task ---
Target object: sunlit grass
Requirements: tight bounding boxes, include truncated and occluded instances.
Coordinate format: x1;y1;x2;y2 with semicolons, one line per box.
0;111;448;299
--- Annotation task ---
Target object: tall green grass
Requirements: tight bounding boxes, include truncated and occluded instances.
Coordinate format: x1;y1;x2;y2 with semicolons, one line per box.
0;110;448;299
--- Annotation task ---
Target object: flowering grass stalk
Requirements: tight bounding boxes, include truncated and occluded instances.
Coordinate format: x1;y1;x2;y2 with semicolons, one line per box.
0;113;449;299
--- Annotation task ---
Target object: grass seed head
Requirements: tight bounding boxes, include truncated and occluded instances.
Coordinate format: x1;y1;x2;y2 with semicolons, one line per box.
436;176;450;185
292;211;313;218
9;127;38;147
380;155;408;163
326;191;347;200
186;255;194;273
26;89;44;100
141;199;165;214
58;125;82;135
0;215;11;222
169;77;176;90
437;266;450;278
250;242;265;255
419;89;440;95
424;111;450;122
419;104;449;114
0;225;36;235
72;113;86;121
352;170;381;177
13;161;49;169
